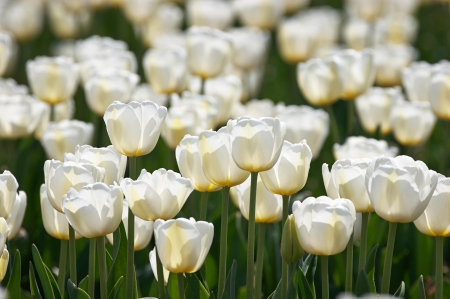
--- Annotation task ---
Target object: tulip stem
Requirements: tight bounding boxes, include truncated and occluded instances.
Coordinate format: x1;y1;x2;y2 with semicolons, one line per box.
156;248;166;299
69;225;77;285
345;233;354;293
255;223;267;299
281;195;290;299
88;238;96;298
97;236;107;299
50;104;55;122
199;78;205;95
200;192;208;221
58;240;68;297
321;255;329;299
178;273;185;299
218;186;230;298
246;172;259;299
381;222;398;294
126;156;137;298
436;236;444;299
347;100;355;136
324;105;340;144
359;213;370;270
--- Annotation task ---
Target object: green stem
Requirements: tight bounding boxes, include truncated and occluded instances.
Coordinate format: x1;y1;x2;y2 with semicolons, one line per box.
199;192;208;221
246;172;259;299
345;233;354;293
218;187;230;298
126;156;137;298
97;236;107;299
178;273;185;299
88;238;96;298
50;104;56;122
199;78;205;95
254;223;267;299
156;248;166;299
281;195;290;299
324;105;341;144
69;225;77;285
58;240;68;297
321;256;329;299
359;213;370;270
381;222;398;294
436;236;444;299
347;100;355;137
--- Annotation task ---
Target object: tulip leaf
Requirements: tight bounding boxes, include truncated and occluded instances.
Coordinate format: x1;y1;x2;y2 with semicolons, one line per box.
112;227;120;261
29;262;42;299
209;291;216;299
6;250;21;298
31;244;55;299
44;264;63;299
301;254;317;297
186;273;210;299
107;276;123;299
418;275;426;299
294;266;315;299
67;279;91;299
167;273;180;299
79;276;90;294
266;280;282;299
393;281;405;298
364;244;379;293
355;269;371;296
219;260;236;299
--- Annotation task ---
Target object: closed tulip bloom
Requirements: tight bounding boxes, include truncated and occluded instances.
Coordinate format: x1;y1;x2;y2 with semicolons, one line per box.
204;75;242;124
232;99;275;119
176;135;221;192
342;18;372;51
333;136;398;160
430;70;450;120
6;191;26;240
374;44;417;87
84;69;139;116
75;35;128;62
123;0;160;24
374;15;418;46
414;175;450;236
323;159;374;213
187;0;234;30
41;120;94;161
0;33;12;77
2;0;44;42
297;57;342;106
104;101;167;157
131;83;167;107
229;27;270;71
260;140;312;196
391;100;436;146
26;56;79;105
40;184;81;240
402;61;433;103
355;87;402;135
186;26;231;79
366;155;438;223
155;218;214;273
149;249;169;284
0;218;9;253
229;117;286;172
233;0;283;30
0;246;8;282
62;183;123;238
280;214;303;265
347;0;383;22
44;159;105;213
292;196;356;256
120;169;194;221
198;127;250;187
235;176;283;223
0;171;18;219
143;47;187;95
48;1;92;40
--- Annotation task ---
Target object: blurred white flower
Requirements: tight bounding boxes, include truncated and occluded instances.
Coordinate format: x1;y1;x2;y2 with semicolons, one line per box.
229;27;270;71
6;191;26;240
123;0;160;25
75;35;128;62
374;14;418;45
204;75;242;124
0;78;28;96
187;0;234;30
130;83;167;107
232;99;275;119
0;33;12;77
333;136;398;160
233;0;283;30
374;44;417;87
1;0;44;42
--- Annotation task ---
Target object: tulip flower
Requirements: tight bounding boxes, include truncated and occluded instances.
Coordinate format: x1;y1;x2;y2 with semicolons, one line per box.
26;56;79;105
131;83;167;107
0;171;18;219
41;120;94;161
2;0;44;42
402;61;433;103
233;0;283;30
0;33;12;77
186;0;234;30
232;99;276;119
0;78;28;96
6;191;26;240
149;249;169;285
430;70;450;120
106;201;154;251
143;46;187;95
282;0;309;14
123;0;159;25
204;75;242;124
333;136;398;161
0;218;9;254
0;246;8;282
280;214;303;265
84;69;139;116
44;159;105;213
104;101;167;157
186;26;231;80
120;169;194;221
35;99;75;141
47;1;92;40
154;218;214;273
229;27;270;72
347;0;384;21
374;15;418;45
391;100;436;147
374;44;417;87
342;18;372;52
75;36;128;62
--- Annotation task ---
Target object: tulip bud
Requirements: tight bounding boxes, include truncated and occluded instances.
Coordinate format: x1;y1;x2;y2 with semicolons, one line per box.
229;27;270;71
333;136;398;161
281;215;303;265
343;18;372;52
2;0;44;42
123;0;160;25
306;7;341;47
149;249;169;285
204;75;242;124
402;61;433;103
430;70;450;120
187;0;234;30
233;0;283;30
0;246;8;282
104;101;167;157
6;191;26;240
0;171;18;219
0;33;13;77
154;218;214;273
374;44;417;87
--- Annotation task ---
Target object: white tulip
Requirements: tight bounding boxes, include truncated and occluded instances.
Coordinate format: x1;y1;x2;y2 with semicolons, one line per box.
233;0;283;30
0;171;18;219
149;249;169;285
6;191;26;240
75;35;128;62
333;136;398;161
232;99;275;119
0;218;9;253
229;27;270;71
186;0;234;30
374;44;417;87
204;75;242;124
2;0;44;42
402;61;433;103
0;78;28;96
130;83;167;107
0;33;12;77
430;69;450;120
123;0;160;24
0;246;8;282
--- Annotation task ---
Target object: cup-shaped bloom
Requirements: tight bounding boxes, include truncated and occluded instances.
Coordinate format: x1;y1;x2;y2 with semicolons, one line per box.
260;140;312;196
187;0;234;30
26;56;79;105
402;61;433;103
186;26;231;79
235;176;283;223
334;49;375;100
281;214;303;265
198;127;251;187
41;120;94;161
143;46;187;95
149;249;169;284
366;155;438;223
323;159;373;213
292;196;356;256
0;171;18;219
0;218;9;253
391;100;436;147
106;201;154;250
0;33;12;77
84;69;139;116
62;183;123;238
229;117;286;172
6;191;26;240
414;175;450;236
176;135;221;192
342;18;372;52
333;136;398;161
154;218;214;273
120;169;194;221
2;0;44;42
0;245;8;282
75;36;128;62
430;70;450;120
104;101;167;157
44;160;105;213
233;0;283;30
374;14;418;46
204;75;242;124
123;0;160;24
229;27;270;71
297;57;342;106
355;87;402;135
47;1;92;40
347;0;384;22
374;44;417;87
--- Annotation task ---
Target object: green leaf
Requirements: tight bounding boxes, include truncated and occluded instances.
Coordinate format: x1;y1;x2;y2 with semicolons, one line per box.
354;269;371;296
364;244;379;293
301;255;317;298
219;260;236;299
393;281;405;298
29;262;42;299
107;276;124;299
78;276;89;294
44;264;62;299
112;227;120;261
6;250;21;299
418;275;426;299
266;280;282;299
167;273;180;299
31;244;55;299
295;266;315;299
67;279;91;299
186;273;210;299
